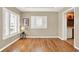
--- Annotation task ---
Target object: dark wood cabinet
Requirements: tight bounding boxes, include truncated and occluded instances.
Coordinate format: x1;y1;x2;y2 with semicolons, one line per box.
67;20;74;27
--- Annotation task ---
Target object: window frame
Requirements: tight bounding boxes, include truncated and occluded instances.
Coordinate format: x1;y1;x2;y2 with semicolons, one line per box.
31;16;47;29
2;8;20;40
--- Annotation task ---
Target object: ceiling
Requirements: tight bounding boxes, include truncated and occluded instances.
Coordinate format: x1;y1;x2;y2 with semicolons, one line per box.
16;7;64;12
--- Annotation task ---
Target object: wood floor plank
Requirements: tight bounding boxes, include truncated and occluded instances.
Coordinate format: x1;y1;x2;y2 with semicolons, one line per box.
2;38;78;52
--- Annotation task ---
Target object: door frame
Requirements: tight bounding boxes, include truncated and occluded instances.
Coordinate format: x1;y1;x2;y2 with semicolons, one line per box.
62;7;74;40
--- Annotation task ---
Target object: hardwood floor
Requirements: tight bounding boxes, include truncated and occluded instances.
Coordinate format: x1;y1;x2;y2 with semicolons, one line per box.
66;39;74;46
2;38;78;52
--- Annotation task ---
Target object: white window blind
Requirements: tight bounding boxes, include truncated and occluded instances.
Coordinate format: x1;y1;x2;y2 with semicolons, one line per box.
31;16;47;29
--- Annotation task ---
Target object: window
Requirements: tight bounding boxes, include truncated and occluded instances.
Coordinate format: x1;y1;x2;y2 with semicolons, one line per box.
9;13;17;34
31;16;47;29
3;8;20;39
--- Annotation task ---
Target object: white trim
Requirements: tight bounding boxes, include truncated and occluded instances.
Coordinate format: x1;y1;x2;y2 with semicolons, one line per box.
58;36;63;40
63;8;74;13
26;36;58;38
0;38;20;52
62;7;74;40
74;46;79;50
3;33;20;40
74;8;79;51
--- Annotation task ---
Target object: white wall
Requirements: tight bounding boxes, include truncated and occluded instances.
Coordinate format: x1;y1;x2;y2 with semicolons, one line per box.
0;8;3;42
74;7;79;49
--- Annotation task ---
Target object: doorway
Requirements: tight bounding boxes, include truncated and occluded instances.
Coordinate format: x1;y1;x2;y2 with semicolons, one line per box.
65;8;74;45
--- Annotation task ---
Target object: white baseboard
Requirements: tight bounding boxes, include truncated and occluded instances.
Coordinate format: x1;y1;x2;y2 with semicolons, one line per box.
57;36;63;40
74;41;79;50
0;38;20;52
74;45;79;50
26;36;58;38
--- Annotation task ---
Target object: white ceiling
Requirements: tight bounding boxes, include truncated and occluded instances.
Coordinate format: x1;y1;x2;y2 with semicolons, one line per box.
16;7;64;12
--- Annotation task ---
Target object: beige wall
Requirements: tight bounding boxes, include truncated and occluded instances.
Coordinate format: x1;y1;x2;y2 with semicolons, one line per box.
58;11;63;39
21;12;58;37
0;7;21;51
